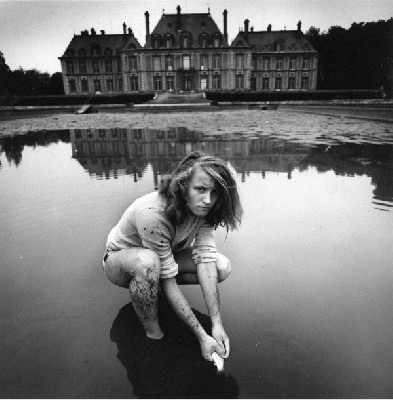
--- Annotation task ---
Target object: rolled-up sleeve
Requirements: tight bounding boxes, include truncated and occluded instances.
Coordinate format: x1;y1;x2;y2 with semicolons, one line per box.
192;222;217;265
135;208;178;279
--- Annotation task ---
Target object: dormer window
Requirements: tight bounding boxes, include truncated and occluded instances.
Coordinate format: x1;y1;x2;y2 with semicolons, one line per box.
151;34;161;49
164;34;173;49
65;49;75;56
91;44;101;56
104;47;113;56
78;48;87;56
212;33;222;48
199;33;209;48
180;32;192;48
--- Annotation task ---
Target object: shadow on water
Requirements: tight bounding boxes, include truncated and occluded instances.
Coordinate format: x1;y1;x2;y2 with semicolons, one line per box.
110;300;239;399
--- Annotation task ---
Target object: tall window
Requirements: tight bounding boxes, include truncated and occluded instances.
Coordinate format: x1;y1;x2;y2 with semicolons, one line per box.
166;76;174;90
69;79;76;92
165;55;174;71
302;57;309;69
92;60;100;73
200;77;207;90
119;76;123;91
301;76;309;89
262;58;269;70
81;78;88;92
106;77;113;92
288;76;296;89
200;54;209;70
182;55;190;70
236;54;244;69
130;76;138;91
129;56;137;71
213;55;221;69
66;62;74;74
251;57;257;70
275;76;282;90
262;76;269;90
235;74;244;89
290;57;297;70
153;56;161;71
213;75;221;89
105;59;113;73
79;61;86;74
276;58;283;70
93;77;101;92
154;76;162;90
250;76;256;90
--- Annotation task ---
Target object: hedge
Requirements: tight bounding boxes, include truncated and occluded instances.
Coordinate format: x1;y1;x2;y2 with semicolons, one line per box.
205;90;384;102
1;93;155;106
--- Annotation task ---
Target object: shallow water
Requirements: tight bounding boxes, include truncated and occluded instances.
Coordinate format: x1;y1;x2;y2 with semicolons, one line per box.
1;119;393;398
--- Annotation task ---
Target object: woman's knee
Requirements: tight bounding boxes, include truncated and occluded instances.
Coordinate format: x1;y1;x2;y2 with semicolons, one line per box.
125;249;161;280
216;254;231;282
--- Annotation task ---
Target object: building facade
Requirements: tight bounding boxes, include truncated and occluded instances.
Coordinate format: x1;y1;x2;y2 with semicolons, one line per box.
59;6;318;94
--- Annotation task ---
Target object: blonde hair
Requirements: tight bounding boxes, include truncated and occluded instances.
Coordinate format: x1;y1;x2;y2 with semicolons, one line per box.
159;152;242;229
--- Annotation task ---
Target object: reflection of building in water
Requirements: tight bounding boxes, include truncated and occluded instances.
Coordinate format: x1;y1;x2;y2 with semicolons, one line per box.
70;127;310;184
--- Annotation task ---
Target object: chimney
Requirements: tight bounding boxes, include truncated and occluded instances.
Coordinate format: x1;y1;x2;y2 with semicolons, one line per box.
176;5;181;31
145;11;150;41
91;28;96;35
267;24;272;32
100;30;105;35
297;20;302;31
123;22;127;35
128;27;133;36
244;19;249;41
223;10;228;43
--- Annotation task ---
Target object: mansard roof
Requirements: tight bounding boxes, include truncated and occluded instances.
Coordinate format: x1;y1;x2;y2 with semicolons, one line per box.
231;30;317;53
60;31;141;57
145;11;228;49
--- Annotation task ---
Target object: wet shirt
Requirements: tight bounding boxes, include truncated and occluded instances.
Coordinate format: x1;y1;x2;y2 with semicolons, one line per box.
105;192;216;279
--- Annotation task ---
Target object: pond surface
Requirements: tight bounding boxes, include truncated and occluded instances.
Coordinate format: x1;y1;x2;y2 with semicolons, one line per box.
1;117;393;398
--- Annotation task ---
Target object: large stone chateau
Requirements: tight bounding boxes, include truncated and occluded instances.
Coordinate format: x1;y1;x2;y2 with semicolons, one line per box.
59;5;318;95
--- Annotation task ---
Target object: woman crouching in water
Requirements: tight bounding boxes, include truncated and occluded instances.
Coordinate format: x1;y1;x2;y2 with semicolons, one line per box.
102;151;242;361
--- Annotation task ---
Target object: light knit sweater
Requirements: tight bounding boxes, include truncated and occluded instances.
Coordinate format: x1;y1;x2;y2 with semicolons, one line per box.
105;192;217;279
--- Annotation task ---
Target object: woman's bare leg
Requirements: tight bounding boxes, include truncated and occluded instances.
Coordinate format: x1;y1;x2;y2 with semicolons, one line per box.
103;248;164;339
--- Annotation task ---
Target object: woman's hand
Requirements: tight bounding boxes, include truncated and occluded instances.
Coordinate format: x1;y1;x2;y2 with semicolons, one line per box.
199;334;226;361
212;324;230;358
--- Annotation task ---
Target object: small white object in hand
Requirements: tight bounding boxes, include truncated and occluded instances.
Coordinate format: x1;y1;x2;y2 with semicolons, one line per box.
211;352;224;372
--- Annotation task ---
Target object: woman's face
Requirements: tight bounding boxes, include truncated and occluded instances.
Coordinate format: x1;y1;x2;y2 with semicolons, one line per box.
186;166;218;217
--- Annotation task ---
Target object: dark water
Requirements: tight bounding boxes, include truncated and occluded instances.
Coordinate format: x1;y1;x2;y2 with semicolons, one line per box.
1;122;393;398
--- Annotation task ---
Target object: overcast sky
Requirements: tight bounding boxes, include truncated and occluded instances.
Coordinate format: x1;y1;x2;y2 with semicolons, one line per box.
0;0;391;74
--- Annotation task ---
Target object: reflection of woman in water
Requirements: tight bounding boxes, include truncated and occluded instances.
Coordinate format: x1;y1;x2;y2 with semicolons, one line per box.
103;151;242;362
110;302;239;398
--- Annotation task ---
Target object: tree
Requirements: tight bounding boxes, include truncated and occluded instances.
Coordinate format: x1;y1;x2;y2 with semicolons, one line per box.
0;51;11;103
